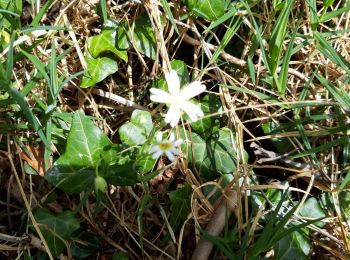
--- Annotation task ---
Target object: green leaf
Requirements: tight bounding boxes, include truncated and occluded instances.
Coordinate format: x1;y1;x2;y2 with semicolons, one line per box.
80;56;118;88
180;127;241;179
274;230;310;260
269;0;295;74
88;29;128;62
153;59;190;91
33;208;80;257
168;184;192;232
136;142;157;173
45;112;116;194
191;94;222;137
119;110;153;146
129;13;156;59
183;0;225;21
320;5;350;23
71;229;100;259
299;197;326;228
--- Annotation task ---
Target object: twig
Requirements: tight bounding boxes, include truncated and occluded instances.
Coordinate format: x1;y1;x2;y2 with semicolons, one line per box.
0;233;46;252
91;88;149;111
191;190;237;260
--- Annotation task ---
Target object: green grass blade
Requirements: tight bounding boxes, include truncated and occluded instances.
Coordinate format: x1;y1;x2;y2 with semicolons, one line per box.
320;5;350;23
291;136;349;159
278;16;301;94
99;0;108;23
21;26;68;33
269;0;294;74
30;0;55;26
204;4;237;33
49;41;58;102
19;47;51;92
210;16;241;64
161;0;180;35
314;31;350;74
315;73;350;110
242;1;272;73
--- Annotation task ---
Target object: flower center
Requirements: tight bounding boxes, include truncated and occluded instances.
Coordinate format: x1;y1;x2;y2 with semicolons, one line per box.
170;96;183;106
159;142;172;151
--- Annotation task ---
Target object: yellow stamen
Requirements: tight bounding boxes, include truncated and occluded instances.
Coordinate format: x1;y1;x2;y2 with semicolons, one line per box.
159;142;172;151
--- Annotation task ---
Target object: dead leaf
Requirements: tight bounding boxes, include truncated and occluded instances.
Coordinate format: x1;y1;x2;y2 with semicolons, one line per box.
20;145;51;176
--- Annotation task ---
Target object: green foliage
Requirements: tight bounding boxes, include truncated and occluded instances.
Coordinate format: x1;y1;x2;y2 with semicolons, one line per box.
88;29;128;62
94;175;108;192
191;94;222;138
180;127;242;179
119;110;153;146
249;191;321;258
299;197;326;228
274;230;310;259
33;208;80;257
168;184;192;232
127;13;156;60
71;229;100;259
45;112;138;194
183;0;225;21
81;56;118;88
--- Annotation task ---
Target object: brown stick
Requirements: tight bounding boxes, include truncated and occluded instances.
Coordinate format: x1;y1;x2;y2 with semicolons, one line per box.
191;190;237;260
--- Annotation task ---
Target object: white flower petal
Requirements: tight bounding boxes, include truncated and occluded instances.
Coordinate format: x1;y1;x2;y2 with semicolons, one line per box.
170;111;181;127
149;145;160;153
173;139;183;147
169;132;175;142
165;150;175;161
179;81;206;100
169;147;179;155
165;105;181;127
181;101;204;121
150;88;172;103
156;132;163;142
180;101;201;121
152;150;164;160
165;70;180;96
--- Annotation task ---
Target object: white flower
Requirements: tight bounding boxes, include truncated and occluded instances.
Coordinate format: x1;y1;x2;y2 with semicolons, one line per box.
150;70;206;127
149;132;183;162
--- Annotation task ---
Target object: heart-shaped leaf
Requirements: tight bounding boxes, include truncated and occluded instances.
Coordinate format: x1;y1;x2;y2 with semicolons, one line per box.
183;0;225;21
168;184;192;232
119;110;156;173
88;29;128;62
80;56;118;88
119;110;153;146
46;112;138;194
128;13;156;59
274;230;310;259
33;208;80;257
299;197;326;228
191;95;222;137
180;127;242;179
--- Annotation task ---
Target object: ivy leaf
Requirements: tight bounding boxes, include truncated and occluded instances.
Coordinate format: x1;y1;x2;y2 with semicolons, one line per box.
45;112;137;194
183;0;225;21
168;184;192;232
180;127;242;179
153;59;190;91
80;56;118;88
71;229;100;259
274;230;310;259
191;95;222;137
299;197;326;228
33;208;80;257
119;110;153;146
88;29;128;62
128;13;156;59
